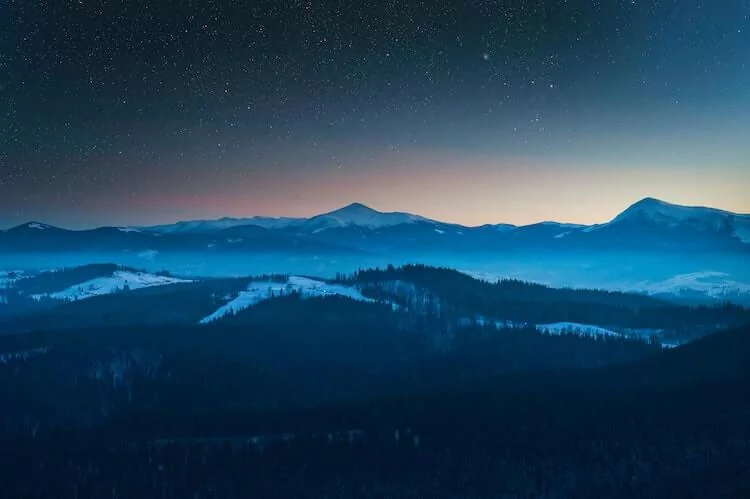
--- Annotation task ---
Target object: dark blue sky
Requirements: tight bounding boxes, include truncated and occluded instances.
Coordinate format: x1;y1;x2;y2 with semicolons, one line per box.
1;0;748;228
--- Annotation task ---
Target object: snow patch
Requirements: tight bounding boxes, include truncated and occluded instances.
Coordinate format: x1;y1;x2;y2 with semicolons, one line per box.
536;322;620;337
27;223;50;230
536;222;586;229
632;272;750;299
32;271;191;301
305;203;433;230
592;198;750;236
434;229;445;235
199;276;376;324
462;318;621;338
118;227;142;233
144;216;302;233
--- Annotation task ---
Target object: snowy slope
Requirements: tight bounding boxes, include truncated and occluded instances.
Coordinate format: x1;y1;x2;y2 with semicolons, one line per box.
142;216;303;233
462;317;680;347
199;276;375;324
137;204;432;234
611;198;731;226
631;272;750;300
586;198;750;240
536;322;620;337
5;222;60;232
32;271;191;301
303;203;433;230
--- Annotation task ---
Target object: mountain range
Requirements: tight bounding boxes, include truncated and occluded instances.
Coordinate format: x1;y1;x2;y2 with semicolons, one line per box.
3;198;750;305
2;198;749;254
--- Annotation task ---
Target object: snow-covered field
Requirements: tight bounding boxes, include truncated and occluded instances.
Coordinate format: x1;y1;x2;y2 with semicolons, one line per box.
535;322;620;337
31;271;191;301
461;316;686;347
631;272;750;300
199;276;374;324
460;268;750;304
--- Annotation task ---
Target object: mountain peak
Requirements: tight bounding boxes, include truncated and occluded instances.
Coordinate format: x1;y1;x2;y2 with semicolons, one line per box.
307;203;432;229
601;197;745;236
12;221;57;231
631;197;668;207
333;202;379;214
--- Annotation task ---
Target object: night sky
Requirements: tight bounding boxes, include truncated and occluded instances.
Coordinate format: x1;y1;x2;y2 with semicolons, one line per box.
1;0;748;229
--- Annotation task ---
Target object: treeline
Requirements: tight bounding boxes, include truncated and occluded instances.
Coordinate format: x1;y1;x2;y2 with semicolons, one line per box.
339;264;750;335
11;263;129;296
0;295;661;438
2;326;748;498
0;277;255;334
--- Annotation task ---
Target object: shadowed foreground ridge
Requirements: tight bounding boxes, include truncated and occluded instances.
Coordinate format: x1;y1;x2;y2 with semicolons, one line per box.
1;323;748;498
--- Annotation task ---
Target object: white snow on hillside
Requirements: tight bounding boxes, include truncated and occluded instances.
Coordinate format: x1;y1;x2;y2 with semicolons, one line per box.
32;271;191;301
536;322;620;337
144;216;303;233
304;203;432;230
460;316;683;348
631;272;750;299
587;197;750;235
28;222;51;230
613;198;731;226
537;222;586;229
199;276;375;324
462;317;619;337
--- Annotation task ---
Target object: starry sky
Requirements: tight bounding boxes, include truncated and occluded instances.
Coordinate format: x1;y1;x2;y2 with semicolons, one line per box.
1;0;749;229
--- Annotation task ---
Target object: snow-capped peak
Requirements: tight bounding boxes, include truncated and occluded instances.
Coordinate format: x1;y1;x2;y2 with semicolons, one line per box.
583;198;749;239
12;222;56;231
304;203;434;229
142;216;303;233
612;198;733;226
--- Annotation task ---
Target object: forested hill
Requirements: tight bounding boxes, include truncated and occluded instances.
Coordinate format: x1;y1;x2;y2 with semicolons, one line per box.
2;325;748;498
341;264;750;336
347;264;665;307
3;263;749;342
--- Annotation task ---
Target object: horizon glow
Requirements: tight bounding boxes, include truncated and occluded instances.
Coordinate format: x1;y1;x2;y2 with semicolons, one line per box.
1;1;748;229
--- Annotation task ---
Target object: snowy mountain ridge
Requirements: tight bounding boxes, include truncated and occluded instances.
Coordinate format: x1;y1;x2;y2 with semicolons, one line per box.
199;276;375;324
31;271;191;302
585;198;750;242
8;198;750;241
140;216;304;234
301;203;435;230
